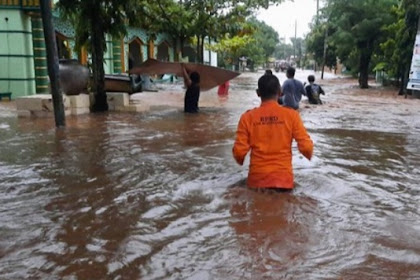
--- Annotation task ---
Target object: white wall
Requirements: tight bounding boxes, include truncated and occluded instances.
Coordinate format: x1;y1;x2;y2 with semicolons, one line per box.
203;38;217;67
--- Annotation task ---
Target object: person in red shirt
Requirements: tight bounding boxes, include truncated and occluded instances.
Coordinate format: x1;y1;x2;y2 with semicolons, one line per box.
217;81;230;97
232;74;313;189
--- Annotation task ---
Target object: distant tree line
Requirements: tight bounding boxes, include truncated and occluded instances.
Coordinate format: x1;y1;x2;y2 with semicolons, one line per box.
305;0;420;90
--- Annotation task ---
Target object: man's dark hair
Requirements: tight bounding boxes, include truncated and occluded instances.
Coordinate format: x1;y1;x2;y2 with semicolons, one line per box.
258;74;280;99
190;71;200;84
286;67;295;77
265;69;273;75
308;75;315;83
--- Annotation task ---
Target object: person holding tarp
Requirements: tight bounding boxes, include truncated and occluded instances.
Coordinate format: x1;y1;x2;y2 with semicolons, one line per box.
182;65;201;113
129;59;240;112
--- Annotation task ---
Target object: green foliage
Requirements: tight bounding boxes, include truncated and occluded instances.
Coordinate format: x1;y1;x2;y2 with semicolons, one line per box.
289;37;306;67
320;0;398;88
377;0;420;85
274;40;294;60
208;18;280;68
134;0;286;62
248;18;280;60
58;0;138;111
208;34;255;63
306;21;337;69
58;0;136;52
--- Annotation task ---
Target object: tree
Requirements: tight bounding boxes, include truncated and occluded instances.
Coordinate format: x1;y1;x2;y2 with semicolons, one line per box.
377;0;420;93
325;0;397;88
133;0;195;60
58;0;138;112
274;39;294;60
188;0;285;63
208;18;280;69
248;18;280;63
41;0;66;127
306;20;337;71
135;0;287;63
209;34;256;68
290;37;305;67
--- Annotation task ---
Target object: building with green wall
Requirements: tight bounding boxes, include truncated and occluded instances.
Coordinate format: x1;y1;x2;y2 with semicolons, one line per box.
0;1;39;98
0;0;177;99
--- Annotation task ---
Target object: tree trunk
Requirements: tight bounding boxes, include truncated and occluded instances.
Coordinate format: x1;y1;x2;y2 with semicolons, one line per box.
40;0;65;127
401;66;410;97
200;35;205;64
358;45;372;89
196;36;200;63
180;37;185;60
398;66;405;95
321;28;328;80
91;5;108;112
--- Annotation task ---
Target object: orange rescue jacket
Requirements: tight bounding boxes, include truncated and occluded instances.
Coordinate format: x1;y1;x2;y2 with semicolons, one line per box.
233;100;313;189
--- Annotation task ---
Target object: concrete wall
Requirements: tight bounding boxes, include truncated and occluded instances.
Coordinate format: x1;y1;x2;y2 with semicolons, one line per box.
104;34;113;74
0;10;36;98
155;33;174;62
203;47;218;67
203;38;218;67
126;27;149;64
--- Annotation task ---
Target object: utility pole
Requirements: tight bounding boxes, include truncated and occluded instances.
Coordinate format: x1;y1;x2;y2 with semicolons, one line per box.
284;36;286;60
293;20;297;63
315;0;320;72
321;26;328;79
316;0;320;24
40;0;66;127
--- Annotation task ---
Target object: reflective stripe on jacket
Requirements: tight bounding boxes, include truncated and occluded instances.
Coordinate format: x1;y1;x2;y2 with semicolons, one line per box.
233;100;313;189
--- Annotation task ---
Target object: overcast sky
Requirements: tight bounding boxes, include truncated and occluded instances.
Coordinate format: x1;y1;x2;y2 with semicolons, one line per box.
256;0;321;43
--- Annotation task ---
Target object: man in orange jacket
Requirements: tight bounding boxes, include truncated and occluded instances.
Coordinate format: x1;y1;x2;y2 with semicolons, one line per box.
233;74;313;189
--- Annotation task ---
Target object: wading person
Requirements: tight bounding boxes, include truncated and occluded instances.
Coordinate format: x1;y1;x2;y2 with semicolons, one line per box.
233;74;313;190
182;65;200;113
304;75;325;105
279;66;305;110
265;69;273;75
217;80;230;97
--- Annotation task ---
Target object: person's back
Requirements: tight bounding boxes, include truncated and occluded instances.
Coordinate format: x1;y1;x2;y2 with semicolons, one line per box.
265;69;273;75
184;83;200;113
233;74;313;189
280;67;305;110
183;67;200;113
304;75;325;104
217;81;229;97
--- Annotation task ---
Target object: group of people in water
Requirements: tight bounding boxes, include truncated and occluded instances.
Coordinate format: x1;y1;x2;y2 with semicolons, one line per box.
181;65;326;190
183;65;326;114
266;67;325;108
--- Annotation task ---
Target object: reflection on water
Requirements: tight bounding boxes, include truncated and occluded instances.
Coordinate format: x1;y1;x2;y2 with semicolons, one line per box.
0;72;419;279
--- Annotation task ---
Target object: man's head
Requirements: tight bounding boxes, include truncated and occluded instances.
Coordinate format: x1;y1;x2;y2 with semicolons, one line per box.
286;67;296;78
307;75;315;83
257;74;281;100
190;71;200;84
265;69;273;75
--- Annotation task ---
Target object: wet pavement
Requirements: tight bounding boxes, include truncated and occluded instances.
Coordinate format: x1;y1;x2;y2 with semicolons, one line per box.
0;70;419;279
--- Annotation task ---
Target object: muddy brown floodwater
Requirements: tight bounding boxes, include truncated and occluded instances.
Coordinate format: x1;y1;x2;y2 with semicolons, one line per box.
0;71;419;279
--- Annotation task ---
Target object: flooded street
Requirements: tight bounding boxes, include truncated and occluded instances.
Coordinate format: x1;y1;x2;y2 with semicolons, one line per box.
0;71;419;279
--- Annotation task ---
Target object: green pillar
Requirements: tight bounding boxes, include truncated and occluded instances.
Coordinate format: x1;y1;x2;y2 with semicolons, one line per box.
112;38;123;73
31;16;49;93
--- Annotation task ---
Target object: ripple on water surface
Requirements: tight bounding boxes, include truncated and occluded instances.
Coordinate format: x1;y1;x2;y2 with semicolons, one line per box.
0;74;420;279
